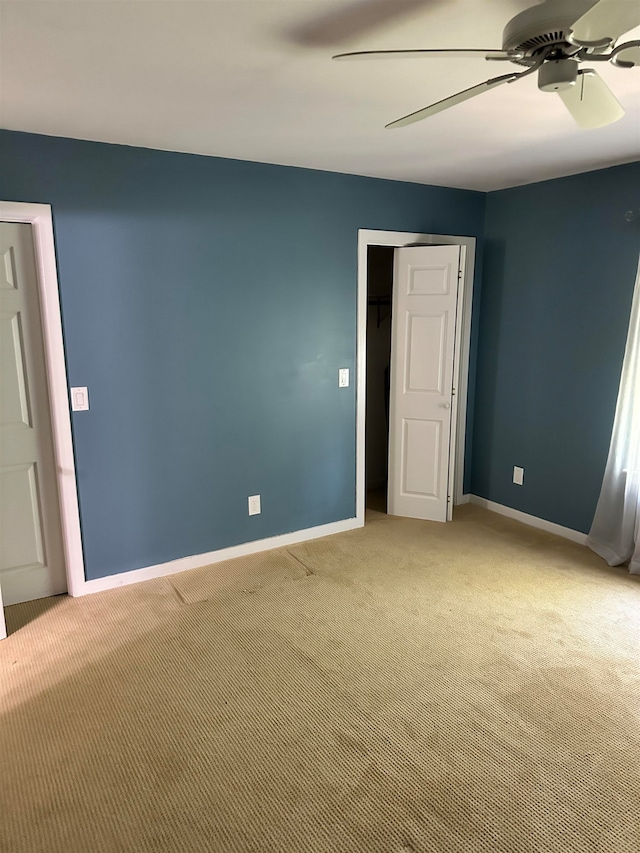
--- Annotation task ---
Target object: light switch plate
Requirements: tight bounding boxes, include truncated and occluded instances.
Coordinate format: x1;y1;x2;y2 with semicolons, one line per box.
338;368;349;388
70;386;89;411
513;466;524;486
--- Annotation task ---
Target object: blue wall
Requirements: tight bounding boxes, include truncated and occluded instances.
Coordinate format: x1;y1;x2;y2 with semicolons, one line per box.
0;130;485;580
474;162;640;533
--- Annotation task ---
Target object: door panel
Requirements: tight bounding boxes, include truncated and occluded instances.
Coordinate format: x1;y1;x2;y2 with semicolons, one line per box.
1;463;46;569
401;418;441;497
408;264;451;295
0;222;66;605
388;245;461;522
405;312;447;393
1;313;32;426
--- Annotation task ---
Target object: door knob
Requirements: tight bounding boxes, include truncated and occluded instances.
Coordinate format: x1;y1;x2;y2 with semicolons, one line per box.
442;402;451;409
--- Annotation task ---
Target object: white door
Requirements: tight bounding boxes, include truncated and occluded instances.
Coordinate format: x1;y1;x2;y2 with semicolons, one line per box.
0;221;67;605
388;244;462;522
0;581;6;639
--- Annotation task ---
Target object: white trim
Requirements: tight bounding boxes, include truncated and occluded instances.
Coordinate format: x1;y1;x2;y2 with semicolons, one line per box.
357;229;476;524
82;517;361;595
457;493;471;505
0;202;86;599
447;243;466;521
469;495;588;545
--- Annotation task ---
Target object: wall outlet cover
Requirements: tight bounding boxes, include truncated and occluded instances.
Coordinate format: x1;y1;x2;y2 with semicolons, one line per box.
248;494;261;516
70;386;89;411
513;466;524;486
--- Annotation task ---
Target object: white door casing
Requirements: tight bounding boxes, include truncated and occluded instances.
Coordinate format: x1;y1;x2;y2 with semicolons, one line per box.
1;222;68;604
387;244;462;522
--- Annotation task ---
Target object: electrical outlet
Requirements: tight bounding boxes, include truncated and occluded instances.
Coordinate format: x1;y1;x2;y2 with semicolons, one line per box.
338;368;349;388
513;466;524;486
248;494;261;516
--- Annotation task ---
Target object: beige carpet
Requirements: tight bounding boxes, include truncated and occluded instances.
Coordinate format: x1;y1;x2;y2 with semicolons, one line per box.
1;505;639;853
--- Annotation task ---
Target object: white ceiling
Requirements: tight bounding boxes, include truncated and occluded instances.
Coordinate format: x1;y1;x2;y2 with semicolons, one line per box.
1;0;639;191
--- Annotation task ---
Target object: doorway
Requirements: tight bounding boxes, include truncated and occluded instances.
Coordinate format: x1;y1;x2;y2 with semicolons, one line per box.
365;246;393;513
356;230;476;525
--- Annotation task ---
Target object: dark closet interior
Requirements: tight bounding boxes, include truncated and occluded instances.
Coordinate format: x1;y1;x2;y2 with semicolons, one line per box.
365;245;394;513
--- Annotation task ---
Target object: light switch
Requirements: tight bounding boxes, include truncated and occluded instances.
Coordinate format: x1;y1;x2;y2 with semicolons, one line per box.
70;386;89;412
338;368;349;388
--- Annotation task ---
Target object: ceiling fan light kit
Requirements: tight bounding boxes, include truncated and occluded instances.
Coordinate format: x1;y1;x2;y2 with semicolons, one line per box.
333;0;640;130
558;69;625;126
538;58;579;91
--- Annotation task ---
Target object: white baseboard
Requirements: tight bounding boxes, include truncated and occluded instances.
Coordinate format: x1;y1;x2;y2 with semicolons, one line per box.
456;493;471;505
78;517;363;596
63;496;588;598
468;496;588;546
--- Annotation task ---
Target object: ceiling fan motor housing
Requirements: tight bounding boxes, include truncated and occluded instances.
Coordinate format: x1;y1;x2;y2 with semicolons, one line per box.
538;58;579;90
502;0;595;58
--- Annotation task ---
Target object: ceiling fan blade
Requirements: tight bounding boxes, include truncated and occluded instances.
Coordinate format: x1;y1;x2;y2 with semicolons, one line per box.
558;69;624;128
386;73;519;128
333;48;519;61
569;0;640;47
612;42;640;65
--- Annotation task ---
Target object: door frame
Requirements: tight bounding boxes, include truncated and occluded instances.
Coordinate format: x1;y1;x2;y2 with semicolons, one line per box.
1;201;85;599
356;229;475;523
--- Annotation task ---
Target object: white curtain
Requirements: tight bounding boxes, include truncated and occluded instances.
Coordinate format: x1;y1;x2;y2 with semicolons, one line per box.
588;256;640;575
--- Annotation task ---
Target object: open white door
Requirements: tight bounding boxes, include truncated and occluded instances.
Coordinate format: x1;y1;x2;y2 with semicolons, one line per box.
0;221;67;605
0;582;6;639
388;244;462;522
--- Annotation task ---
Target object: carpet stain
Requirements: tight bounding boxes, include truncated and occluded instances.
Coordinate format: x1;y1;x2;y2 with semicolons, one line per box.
286;549;316;576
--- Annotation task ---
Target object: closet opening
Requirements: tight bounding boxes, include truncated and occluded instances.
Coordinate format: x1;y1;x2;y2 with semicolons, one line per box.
365;245;394;514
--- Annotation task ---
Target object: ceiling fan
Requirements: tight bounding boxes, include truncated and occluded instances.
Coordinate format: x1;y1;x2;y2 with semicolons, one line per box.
333;0;640;129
